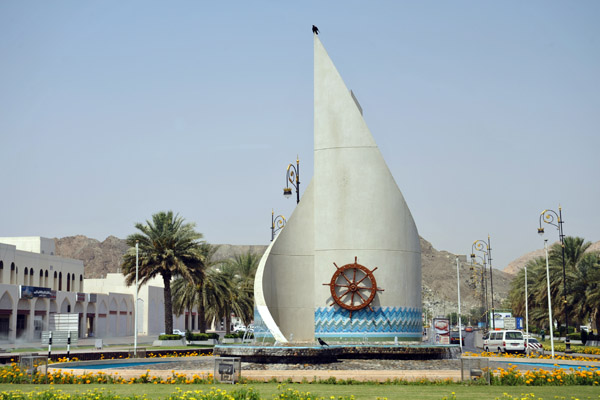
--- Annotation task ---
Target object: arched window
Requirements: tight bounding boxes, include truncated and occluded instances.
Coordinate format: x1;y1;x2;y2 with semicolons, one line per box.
10;263;15;285
58;272;62;291
66;273;70;292
53;271;57;290
39;269;43;286
45;270;48;287
29;268;34;286
79;275;83;292
0;260;3;284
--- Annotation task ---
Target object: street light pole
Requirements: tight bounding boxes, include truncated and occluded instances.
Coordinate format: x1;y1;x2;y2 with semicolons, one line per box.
456;257;462;352
271;210;286;241
538;207;570;352
525;264;529;356
134;240;139;358
544;239;555;358
283;156;300;204
471;255;488;330
472;236;495;330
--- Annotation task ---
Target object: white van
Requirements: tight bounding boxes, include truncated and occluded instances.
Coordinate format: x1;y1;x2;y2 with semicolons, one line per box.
484;330;525;354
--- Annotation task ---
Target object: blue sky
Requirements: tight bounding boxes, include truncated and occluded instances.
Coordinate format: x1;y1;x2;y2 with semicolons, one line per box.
1;1;599;270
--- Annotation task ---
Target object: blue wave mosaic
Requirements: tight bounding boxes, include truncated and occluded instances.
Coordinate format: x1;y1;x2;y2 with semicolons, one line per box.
315;306;422;337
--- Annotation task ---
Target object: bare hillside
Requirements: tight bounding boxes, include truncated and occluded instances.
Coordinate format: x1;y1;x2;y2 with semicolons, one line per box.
503;240;600;276
55;235;512;311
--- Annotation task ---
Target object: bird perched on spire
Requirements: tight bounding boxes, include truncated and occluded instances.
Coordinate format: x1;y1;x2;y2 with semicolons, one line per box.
312;25;319;35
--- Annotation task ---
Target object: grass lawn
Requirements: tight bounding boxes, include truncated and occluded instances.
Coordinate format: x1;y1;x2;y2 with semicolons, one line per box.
0;383;598;400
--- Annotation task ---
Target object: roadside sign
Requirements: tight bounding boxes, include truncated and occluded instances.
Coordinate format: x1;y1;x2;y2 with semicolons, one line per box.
504;317;516;330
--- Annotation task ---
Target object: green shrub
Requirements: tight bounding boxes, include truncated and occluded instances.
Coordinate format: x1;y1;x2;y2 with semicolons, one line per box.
567;332;581;341
225;332;254;339
187;332;220;341
158;334;184;340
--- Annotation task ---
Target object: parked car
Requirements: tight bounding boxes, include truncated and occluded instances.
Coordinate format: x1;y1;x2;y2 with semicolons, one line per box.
525;337;543;354
160;329;185;337
465;326;473;332
482;332;490;351
450;331;465;345
485;330;525;354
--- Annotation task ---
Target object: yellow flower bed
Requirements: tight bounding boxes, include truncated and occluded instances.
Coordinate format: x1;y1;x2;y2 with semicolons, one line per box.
492;363;600;386
463;351;600;363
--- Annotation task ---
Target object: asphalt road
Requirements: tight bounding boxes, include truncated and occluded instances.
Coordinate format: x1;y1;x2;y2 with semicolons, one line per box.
424;329;480;353
462;331;478;352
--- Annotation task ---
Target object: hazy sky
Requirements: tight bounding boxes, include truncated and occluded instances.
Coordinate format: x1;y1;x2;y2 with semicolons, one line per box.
1;1;599;270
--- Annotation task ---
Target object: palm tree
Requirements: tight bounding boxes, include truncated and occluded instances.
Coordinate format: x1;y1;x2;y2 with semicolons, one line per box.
548;237;593;330
223;251;260;325
508;257;551;329
121;211;205;335
584;257;600;333
226;251;260;293
568;253;600;325
203;268;234;333
172;243;221;333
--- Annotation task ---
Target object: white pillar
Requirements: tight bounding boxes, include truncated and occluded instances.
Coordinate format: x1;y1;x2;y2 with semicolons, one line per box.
544;239;555;358
456;257;462;351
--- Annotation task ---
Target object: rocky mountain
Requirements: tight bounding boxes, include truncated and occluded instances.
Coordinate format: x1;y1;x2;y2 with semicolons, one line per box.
54;235;513;313
503;240;600;276
419;237;513;317
55;235;129;279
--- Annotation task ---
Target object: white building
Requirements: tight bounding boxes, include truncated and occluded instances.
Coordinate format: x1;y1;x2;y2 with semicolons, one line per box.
0;237;134;343
85;273;204;335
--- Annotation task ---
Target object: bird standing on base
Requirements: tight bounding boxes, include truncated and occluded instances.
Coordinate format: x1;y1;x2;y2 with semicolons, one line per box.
312;25;319;35
317;337;329;347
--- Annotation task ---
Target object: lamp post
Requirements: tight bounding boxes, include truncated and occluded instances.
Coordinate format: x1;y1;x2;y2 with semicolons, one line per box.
471;254;488;330
134;240;139;357
456;257;463;352
543;239;555;358
471;236;495;330
283;156;300;204
271;210;286;241
538;207;570;352
525;263;529;356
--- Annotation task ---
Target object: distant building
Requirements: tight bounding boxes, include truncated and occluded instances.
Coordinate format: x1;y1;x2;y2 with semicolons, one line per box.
0;237;133;343
0;236;227;344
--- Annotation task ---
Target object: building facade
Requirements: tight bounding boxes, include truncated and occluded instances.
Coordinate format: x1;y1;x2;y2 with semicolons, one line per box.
0;237;134;343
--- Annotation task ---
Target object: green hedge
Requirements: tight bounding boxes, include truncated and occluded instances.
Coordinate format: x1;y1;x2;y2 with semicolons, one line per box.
187;332;219;341
158;334;183;340
224;332;254;339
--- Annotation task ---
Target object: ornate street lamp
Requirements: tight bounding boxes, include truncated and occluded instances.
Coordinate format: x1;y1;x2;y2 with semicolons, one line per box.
283;156;300;204
271;210;286;241
471;236;495;330
538;206;570;352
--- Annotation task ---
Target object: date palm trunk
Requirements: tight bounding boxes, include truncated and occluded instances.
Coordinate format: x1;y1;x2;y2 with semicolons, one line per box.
163;273;174;334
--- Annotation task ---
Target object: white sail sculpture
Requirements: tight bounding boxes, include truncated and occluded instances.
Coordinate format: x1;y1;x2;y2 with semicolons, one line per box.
254;35;422;342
